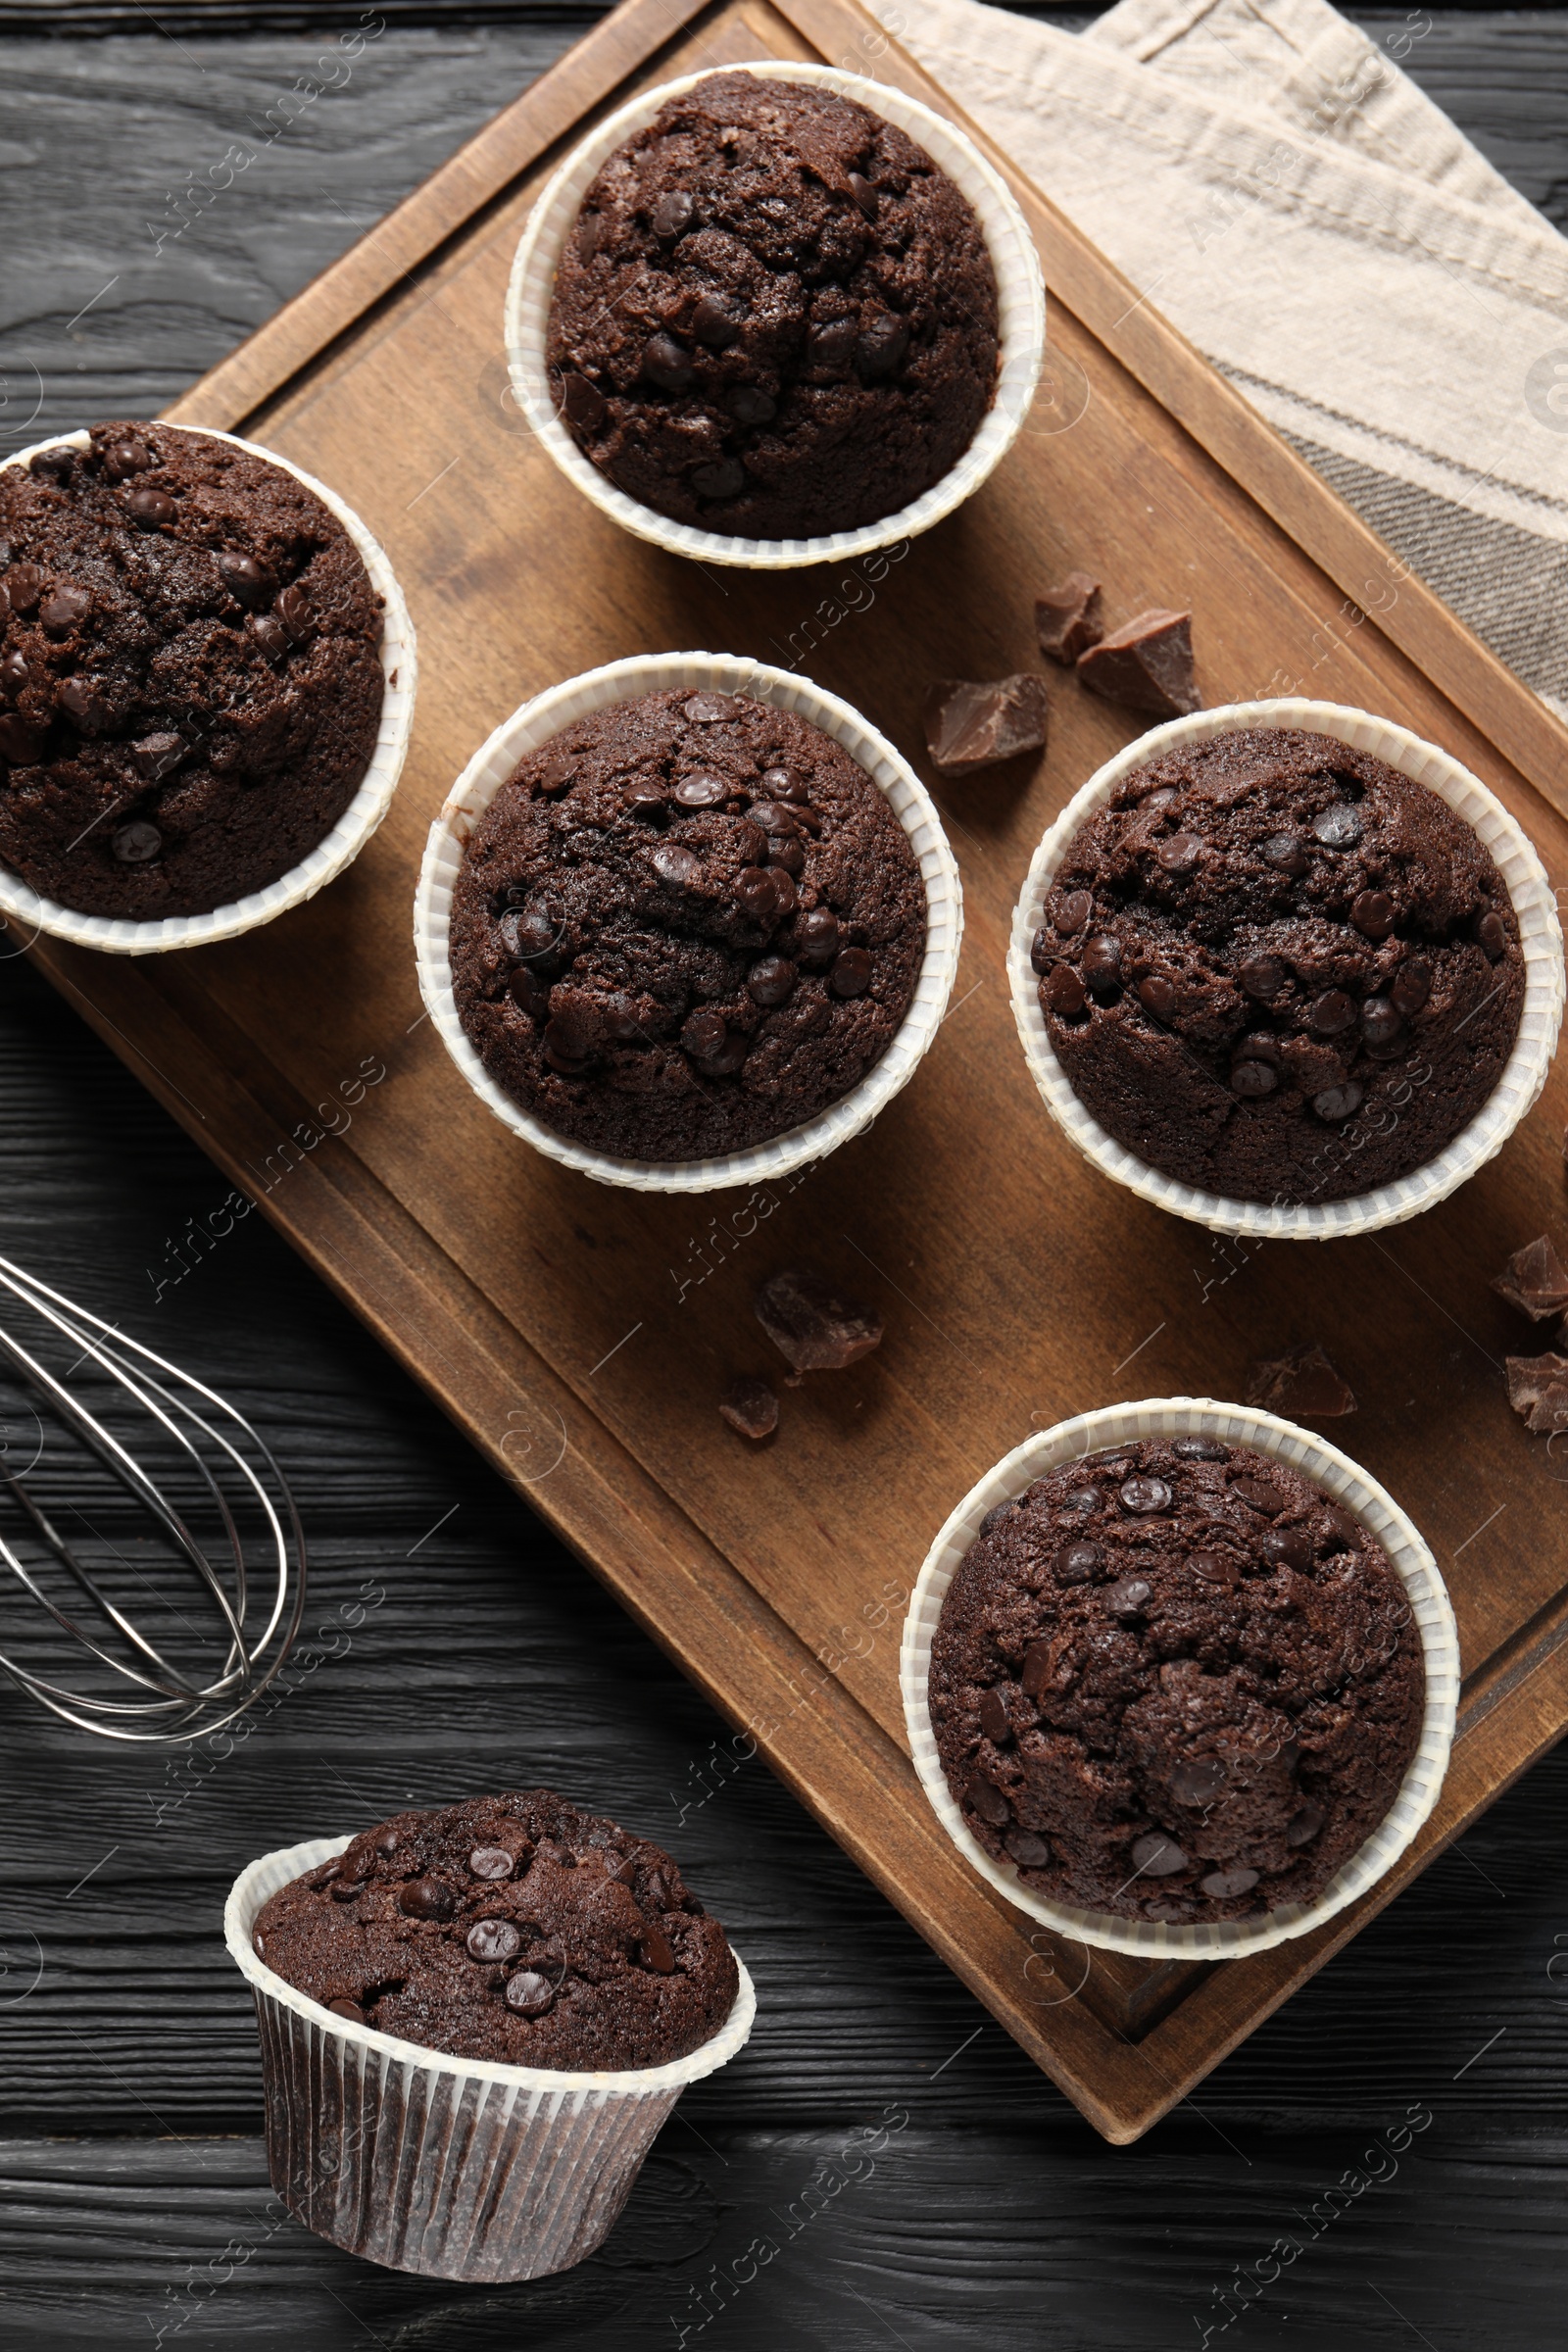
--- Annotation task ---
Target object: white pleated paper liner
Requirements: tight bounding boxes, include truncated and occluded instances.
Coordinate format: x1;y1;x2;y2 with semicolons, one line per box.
413;651;962;1194
1007;699;1565;1240
0;426;416;956
227;1834;757;2282
900;1397;1458;1961
505;62;1045;571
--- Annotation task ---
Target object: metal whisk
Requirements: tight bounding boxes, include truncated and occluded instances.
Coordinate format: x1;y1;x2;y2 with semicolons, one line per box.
0;1251;305;1741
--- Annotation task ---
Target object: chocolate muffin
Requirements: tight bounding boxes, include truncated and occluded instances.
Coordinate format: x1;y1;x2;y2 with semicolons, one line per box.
546;71;1000;539
252;1790;739;2070
929;1438;1426;1925
0;423;384;918
448;688;927;1161
1032;727;1525;1204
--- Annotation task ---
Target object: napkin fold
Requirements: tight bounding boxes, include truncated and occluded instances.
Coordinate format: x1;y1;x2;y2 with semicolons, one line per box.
898;0;1568;719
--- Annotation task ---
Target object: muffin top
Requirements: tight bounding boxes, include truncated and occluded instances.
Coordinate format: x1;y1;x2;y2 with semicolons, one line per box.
447;688;926;1162
251;1789;740;2071
546;71;1000;539
1032;726;1525;1204
929;1437;1425;1925
0;422;383;919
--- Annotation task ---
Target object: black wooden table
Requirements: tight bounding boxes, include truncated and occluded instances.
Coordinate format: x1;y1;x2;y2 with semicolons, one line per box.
1;7;1565;2345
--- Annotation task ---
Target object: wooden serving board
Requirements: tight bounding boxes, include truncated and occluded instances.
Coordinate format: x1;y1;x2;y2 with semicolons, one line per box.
24;0;1568;2142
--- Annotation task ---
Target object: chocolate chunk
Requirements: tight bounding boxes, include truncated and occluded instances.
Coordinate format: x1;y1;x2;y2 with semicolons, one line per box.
1492;1235;1568;1322
559;371;608;431
2;563;40;612
1311;802;1362;849
1505;1350;1568;1434
681;1008;728;1062
1103;1576;1153;1616
1004;1828;1053;1867
0;651;27;696
1130;1832;1187;1878
469;1846;514;1880
639;1925;677;1973
755;1267;883;1373
719;1375;779;1440
1198;1867;1258;1898
39;583;90;635
1169;1756;1228;1805
1119;1476;1171;1514
1154;830;1201;873
57;677;105;731
399;1876;456;1921
504;1969;556;2016
766;833;805;874
1035;571;1103;665
965;1774;1010;1827
327;1998;366;2024
130;732;183;781
466;1918;521;1963
855;311;908;378
977;1688;1011;1743
922;674;1049;773
1076;609;1200;717
1245;1343;1357;1418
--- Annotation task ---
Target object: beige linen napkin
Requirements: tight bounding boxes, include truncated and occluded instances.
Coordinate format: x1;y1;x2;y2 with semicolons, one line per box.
897;0;1568;718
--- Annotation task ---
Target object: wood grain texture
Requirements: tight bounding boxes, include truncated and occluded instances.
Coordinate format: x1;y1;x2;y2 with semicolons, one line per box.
1;7;1567;2341
9;0;1568;2141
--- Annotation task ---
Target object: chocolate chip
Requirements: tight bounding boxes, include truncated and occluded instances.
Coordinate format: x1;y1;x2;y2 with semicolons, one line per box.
559;370;607;431
795;907;840;968
720;1374;778;1440
216;552;270;607
1360;996;1403;1049
691;458;746;501
808;315;858;368
1076;609;1200;717
978;1688;1011;1743
1081;934;1122;993
674;771;727;808
734;864;776;919
29;445;77;484
469;1846;514;1880
399;1876;455;1921
1262;833;1308;876
639;1925;677;1973
1043;964;1087;1018
622;778;666;819
728;385;776;425
1049;890;1090;937
103;438;153;480
248;612;287;660
128;487;175;529
1173;1436;1229;1459
1199;1867;1258;1898
110;819;162;864
748;955;796;1006
1239;953;1286;1001
1286;1802;1325;1846
681;1008;728;1062
999;1828;1049;1869
1104;1576;1153;1616
1119;1475;1171;1514
1057;1542;1100;1584
643;331;694;390
1130;1832;1187;1877
501;908;559;966
856;312;908;378
755;1267;882;1373
57;677;105;731
130;731;182;780
1477;909;1508;959
683;694;735;724
39;584;90;635
544;1009;595;1070
965;1773;1010;1827
1312;1081;1363;1121
848;170;878;218
1230;1058;1278;1099
1350;889;1395;940
466;1918;521;1963
1391;956;1432;1016
767;832;805;875
691;291;743;347
327;1997;366;2023
373;1828;400;1857
1261;1528;1312;1571
1187;1551;1237;1586
1312;802;1361;848
1035;572;1102;665
1155;831;1201;872
1246;1342;1356;1418
1321;1506;1361;1546
1063;1486;1099;1513
505;1968;555;2016
1019;1641;1054;1697
0;650;26;696
273;584;313;642
653;842;705;891
1170;1756;1228;1805
923;674;1049;772
3;563;41;612
749;799;799;837
830;947;872;999
651;188;694;239
1231;1477;1286;1516
760;766;810;805
1308;989;1357;1038
329;1879;367;1903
